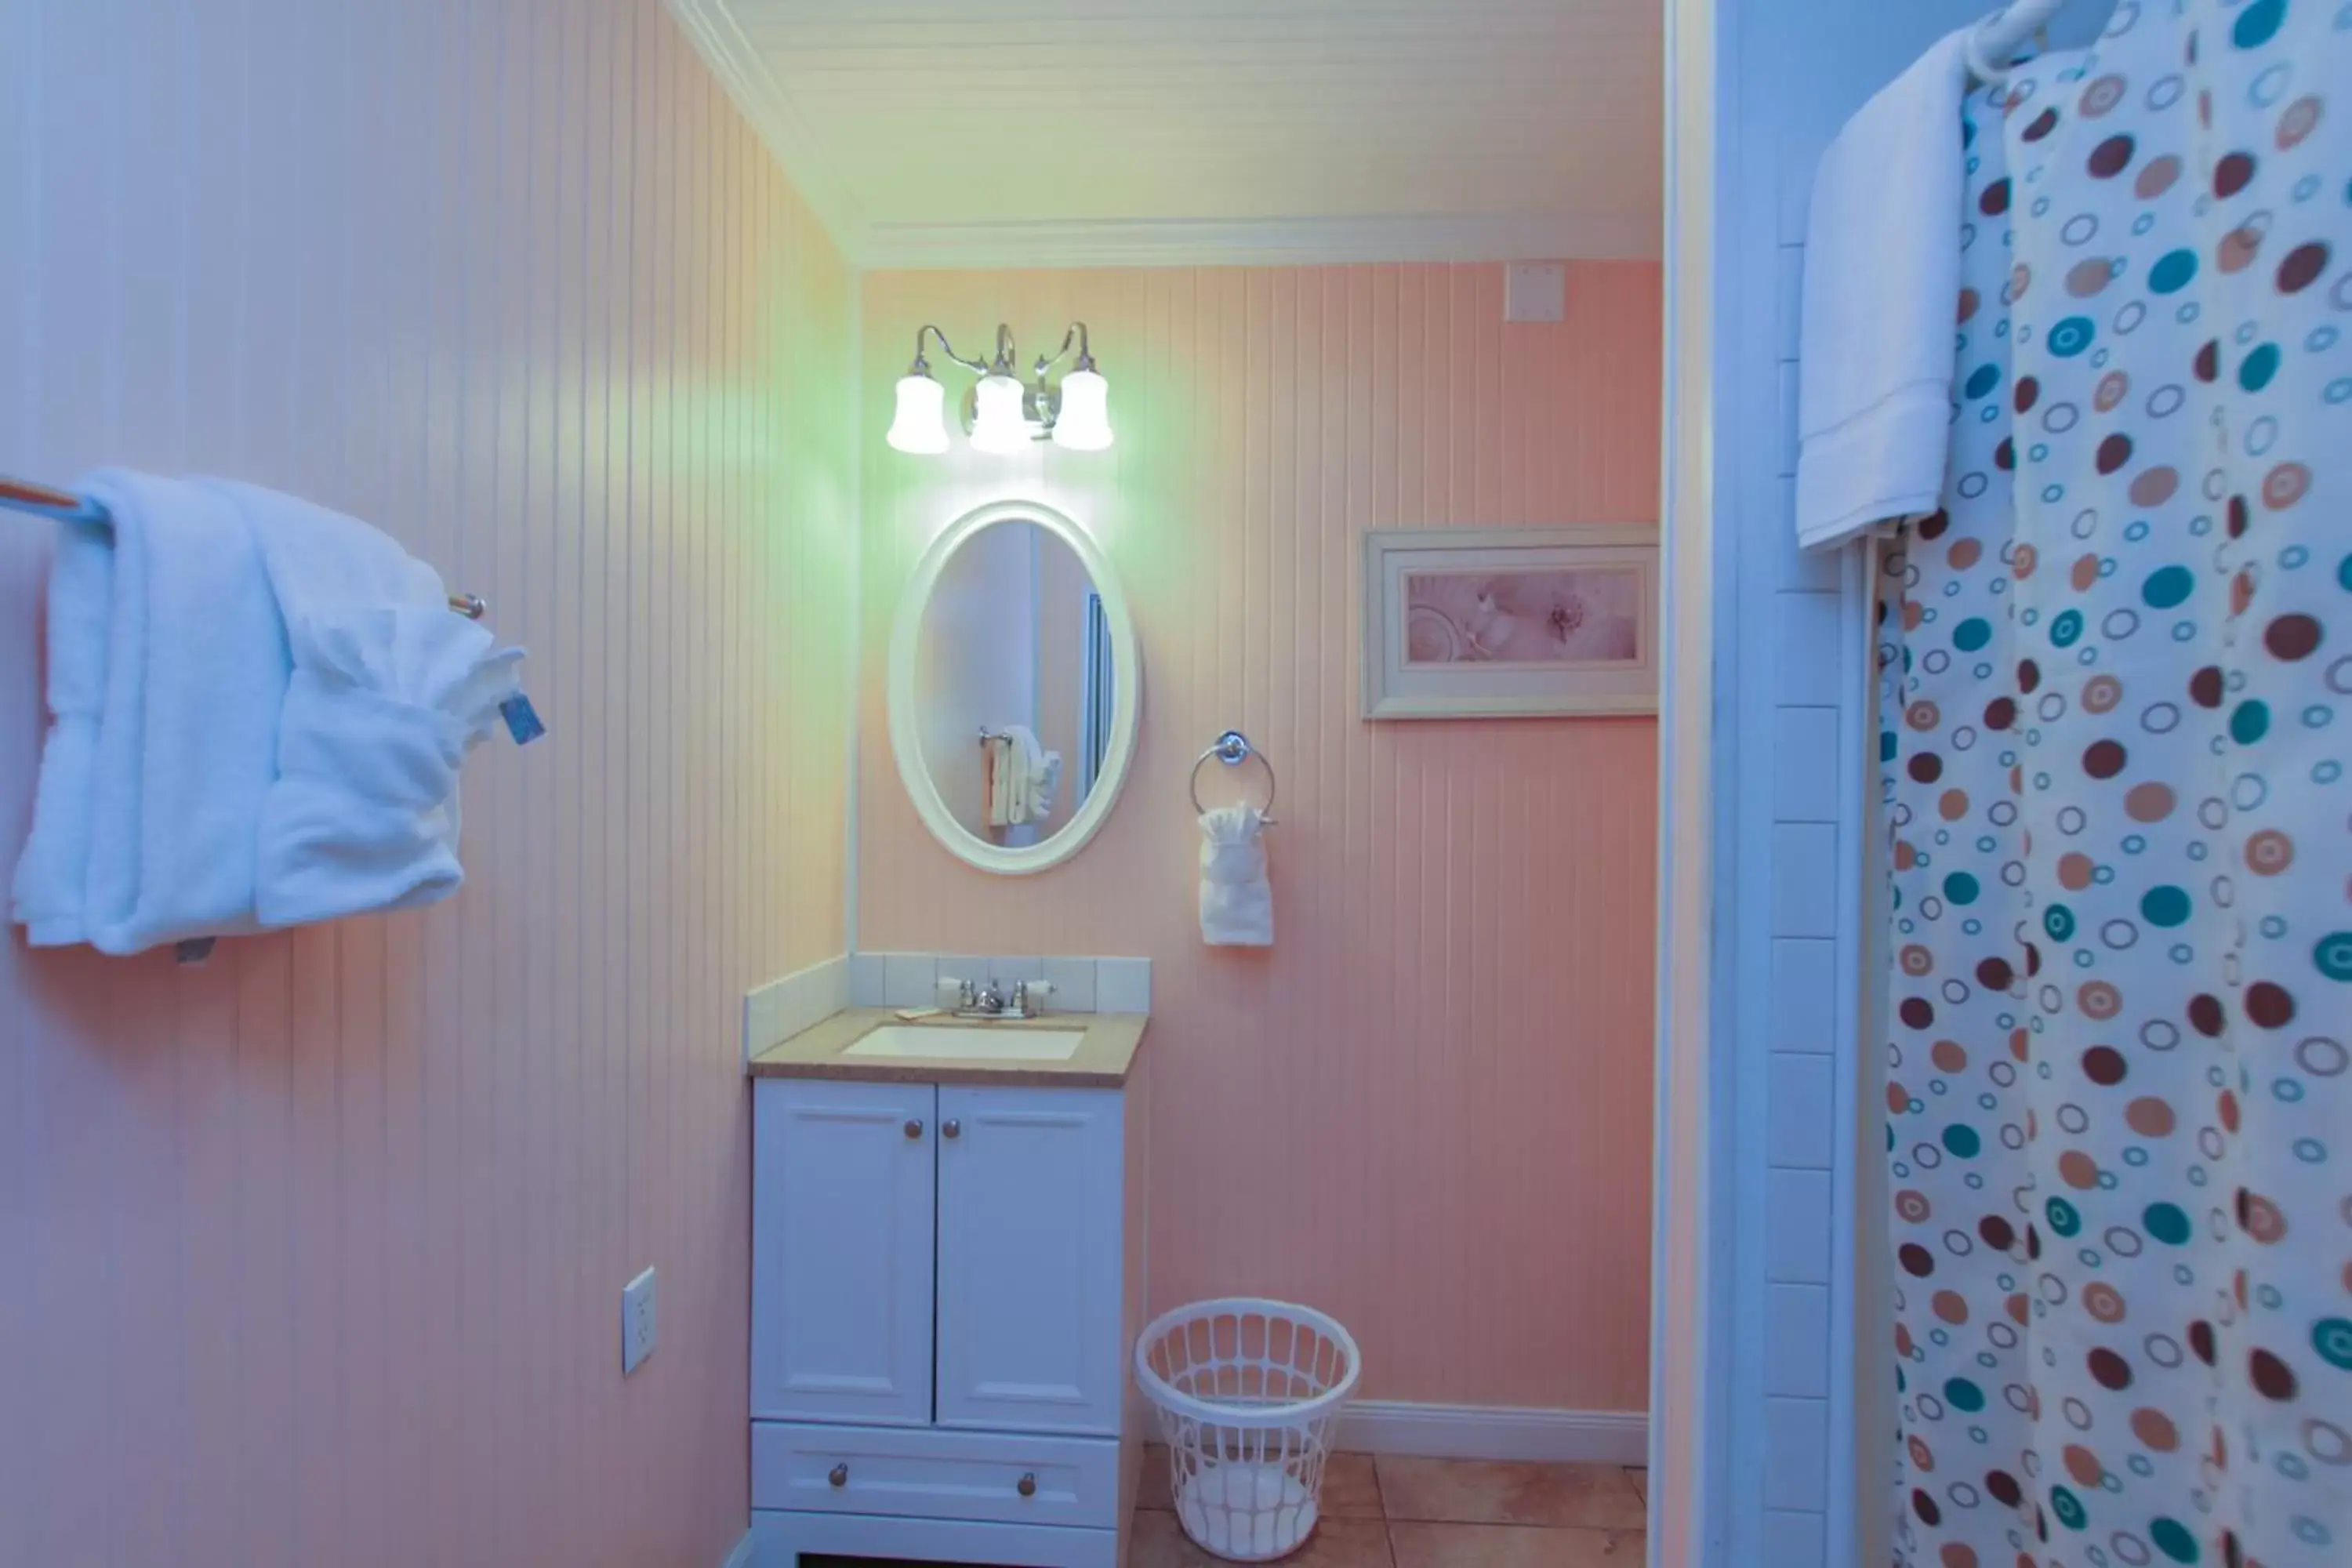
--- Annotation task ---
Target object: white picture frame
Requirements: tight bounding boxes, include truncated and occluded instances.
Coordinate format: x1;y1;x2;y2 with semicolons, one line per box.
1361;526;1661;719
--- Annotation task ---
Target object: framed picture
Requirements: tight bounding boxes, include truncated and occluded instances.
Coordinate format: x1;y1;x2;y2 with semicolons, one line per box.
1361;526;1661;719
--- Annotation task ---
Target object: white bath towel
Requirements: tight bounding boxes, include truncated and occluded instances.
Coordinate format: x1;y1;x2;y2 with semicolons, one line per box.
983;734;1016;827
1796;27;1973;550
1004;725;1040;825
1199;805;1272;947
10;515;115;946
1000;724;1065;826
1030;750;1064;821
233;481;523;927
13;470;285;953
9;471;524;954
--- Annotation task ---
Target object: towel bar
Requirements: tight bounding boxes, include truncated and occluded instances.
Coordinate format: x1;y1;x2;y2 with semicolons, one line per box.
1;472;489;620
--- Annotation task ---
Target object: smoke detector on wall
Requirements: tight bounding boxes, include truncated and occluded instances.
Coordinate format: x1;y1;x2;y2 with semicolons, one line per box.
1505;263;1568;323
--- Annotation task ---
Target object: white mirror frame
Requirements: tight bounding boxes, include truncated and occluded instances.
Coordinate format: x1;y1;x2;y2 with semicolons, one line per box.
886;499;1143;877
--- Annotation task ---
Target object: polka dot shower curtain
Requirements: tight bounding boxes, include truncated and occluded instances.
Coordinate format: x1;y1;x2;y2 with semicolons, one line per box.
1878;3;2349;1565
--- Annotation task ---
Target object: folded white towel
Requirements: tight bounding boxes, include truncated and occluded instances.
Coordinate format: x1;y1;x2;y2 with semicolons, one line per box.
996;724;1052;827
1031;749;1063;821
983;734;1016;827
1796;27;1973;550
13;470;287;954
1199;805;1272;948
231;481;522;926
10;471;524;954
11;515;114;945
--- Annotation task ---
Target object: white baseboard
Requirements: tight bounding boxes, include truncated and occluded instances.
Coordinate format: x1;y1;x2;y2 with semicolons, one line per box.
718;1526;756;1568
1335;1401;1648;1466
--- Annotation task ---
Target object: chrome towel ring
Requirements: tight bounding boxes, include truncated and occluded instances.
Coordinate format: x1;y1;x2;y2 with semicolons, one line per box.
1189;730;1277;822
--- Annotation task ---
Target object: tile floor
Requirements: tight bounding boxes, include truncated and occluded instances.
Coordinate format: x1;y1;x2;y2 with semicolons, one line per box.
804;1452;1649;1567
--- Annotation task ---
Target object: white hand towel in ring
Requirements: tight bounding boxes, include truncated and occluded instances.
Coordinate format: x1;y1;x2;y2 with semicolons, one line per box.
1199;804;1272;947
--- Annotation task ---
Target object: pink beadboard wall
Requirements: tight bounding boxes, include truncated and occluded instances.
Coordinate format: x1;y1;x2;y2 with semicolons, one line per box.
858;263;1661;1412
0;3;854;1566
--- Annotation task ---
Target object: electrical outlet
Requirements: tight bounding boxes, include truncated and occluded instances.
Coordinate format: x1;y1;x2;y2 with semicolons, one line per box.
622;1266;657;1375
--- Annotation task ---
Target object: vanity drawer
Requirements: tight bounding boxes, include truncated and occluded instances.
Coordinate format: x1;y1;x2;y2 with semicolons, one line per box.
751;1419;1120;1530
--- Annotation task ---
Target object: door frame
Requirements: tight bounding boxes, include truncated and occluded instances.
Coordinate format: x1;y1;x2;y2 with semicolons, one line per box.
1647;0;1730;1561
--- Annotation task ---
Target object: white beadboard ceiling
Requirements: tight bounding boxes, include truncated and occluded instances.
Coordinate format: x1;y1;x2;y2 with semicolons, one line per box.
666;0;1663;269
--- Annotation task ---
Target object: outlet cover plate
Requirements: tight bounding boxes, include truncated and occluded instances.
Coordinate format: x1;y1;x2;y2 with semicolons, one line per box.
622;1266;657;1375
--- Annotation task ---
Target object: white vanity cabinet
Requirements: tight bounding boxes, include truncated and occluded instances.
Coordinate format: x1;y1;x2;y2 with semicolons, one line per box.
750;1072;1149;1568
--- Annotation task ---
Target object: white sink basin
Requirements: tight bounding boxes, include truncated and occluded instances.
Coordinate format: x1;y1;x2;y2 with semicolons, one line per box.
841;1025;1086;1062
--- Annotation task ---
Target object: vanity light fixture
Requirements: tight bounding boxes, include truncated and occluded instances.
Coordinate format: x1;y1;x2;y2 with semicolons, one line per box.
886;321;1114;456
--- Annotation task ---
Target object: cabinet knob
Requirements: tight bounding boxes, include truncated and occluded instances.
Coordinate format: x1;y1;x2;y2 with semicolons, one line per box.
1017;1472;1037;1498
829;1463;849;1489
942;1119;962;1140
902;1120;923;1140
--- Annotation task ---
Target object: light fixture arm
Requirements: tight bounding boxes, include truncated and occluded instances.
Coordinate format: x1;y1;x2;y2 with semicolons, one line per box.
909;323;992;377
989;323;1022;377
1033;321;1096;379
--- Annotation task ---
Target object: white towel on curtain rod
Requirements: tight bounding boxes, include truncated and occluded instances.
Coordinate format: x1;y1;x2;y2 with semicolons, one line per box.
1795;27;1974;550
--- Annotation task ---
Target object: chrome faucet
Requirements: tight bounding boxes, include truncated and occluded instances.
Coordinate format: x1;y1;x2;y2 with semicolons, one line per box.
949;976;1050;1020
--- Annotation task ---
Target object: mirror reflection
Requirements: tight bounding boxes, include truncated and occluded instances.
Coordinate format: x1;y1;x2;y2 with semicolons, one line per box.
913;518;1119;849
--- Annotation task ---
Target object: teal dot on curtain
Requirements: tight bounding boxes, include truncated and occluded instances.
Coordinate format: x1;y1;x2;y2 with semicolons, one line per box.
2149;249;2199;293
2049;317;2097;358
2315;931;2352;981
1966;364;2002;399
2050;1486;2088;1530
2148;1516;2201;1563
2047;905;2078;940
1954;617;1993;652
1882;731;1899;762
2048;1196;2082;1236
1945;871;1982;905
1944;1377;1986;1411
2233;0;2287;48
1944;1124;1982;1158
2232;700;2272;744
2314;1318;2352;1370
2145;1202;2193;1245
2053;609;2085;648
2143;565;2197;608
2241;343;2283;391
2340;553;2352;591
2142;886;2192;927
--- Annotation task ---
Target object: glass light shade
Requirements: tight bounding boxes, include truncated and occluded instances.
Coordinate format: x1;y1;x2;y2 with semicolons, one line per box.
968;372;1032;455
1051;367;1114;450
886;372;949;454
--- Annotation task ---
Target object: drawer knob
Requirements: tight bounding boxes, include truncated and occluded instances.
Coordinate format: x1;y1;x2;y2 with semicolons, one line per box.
943;1119;963;1140
902;1120;923;1140
1017;1472;1037;1498
829;1463;849;1489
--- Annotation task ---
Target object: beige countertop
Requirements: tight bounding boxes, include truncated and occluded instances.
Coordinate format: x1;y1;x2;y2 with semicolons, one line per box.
747;1007;1148;1089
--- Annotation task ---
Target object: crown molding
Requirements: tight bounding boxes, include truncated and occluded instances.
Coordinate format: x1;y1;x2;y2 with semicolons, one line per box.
666;0;1661;272
861;212;1660;270
664;0;865;249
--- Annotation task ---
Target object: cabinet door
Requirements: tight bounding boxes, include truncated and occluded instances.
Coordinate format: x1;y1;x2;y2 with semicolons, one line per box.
752;1078;936;1425
935;1086;1127;1435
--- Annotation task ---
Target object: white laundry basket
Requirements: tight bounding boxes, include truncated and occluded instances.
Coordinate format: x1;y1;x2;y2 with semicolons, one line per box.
1133;1298;1362;1563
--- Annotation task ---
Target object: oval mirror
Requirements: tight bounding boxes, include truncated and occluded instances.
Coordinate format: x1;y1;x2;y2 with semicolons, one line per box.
887;500;1142;875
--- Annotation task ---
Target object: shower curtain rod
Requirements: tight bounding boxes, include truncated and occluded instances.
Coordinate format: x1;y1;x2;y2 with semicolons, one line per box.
1968;0;2068;83
0;472;488;619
